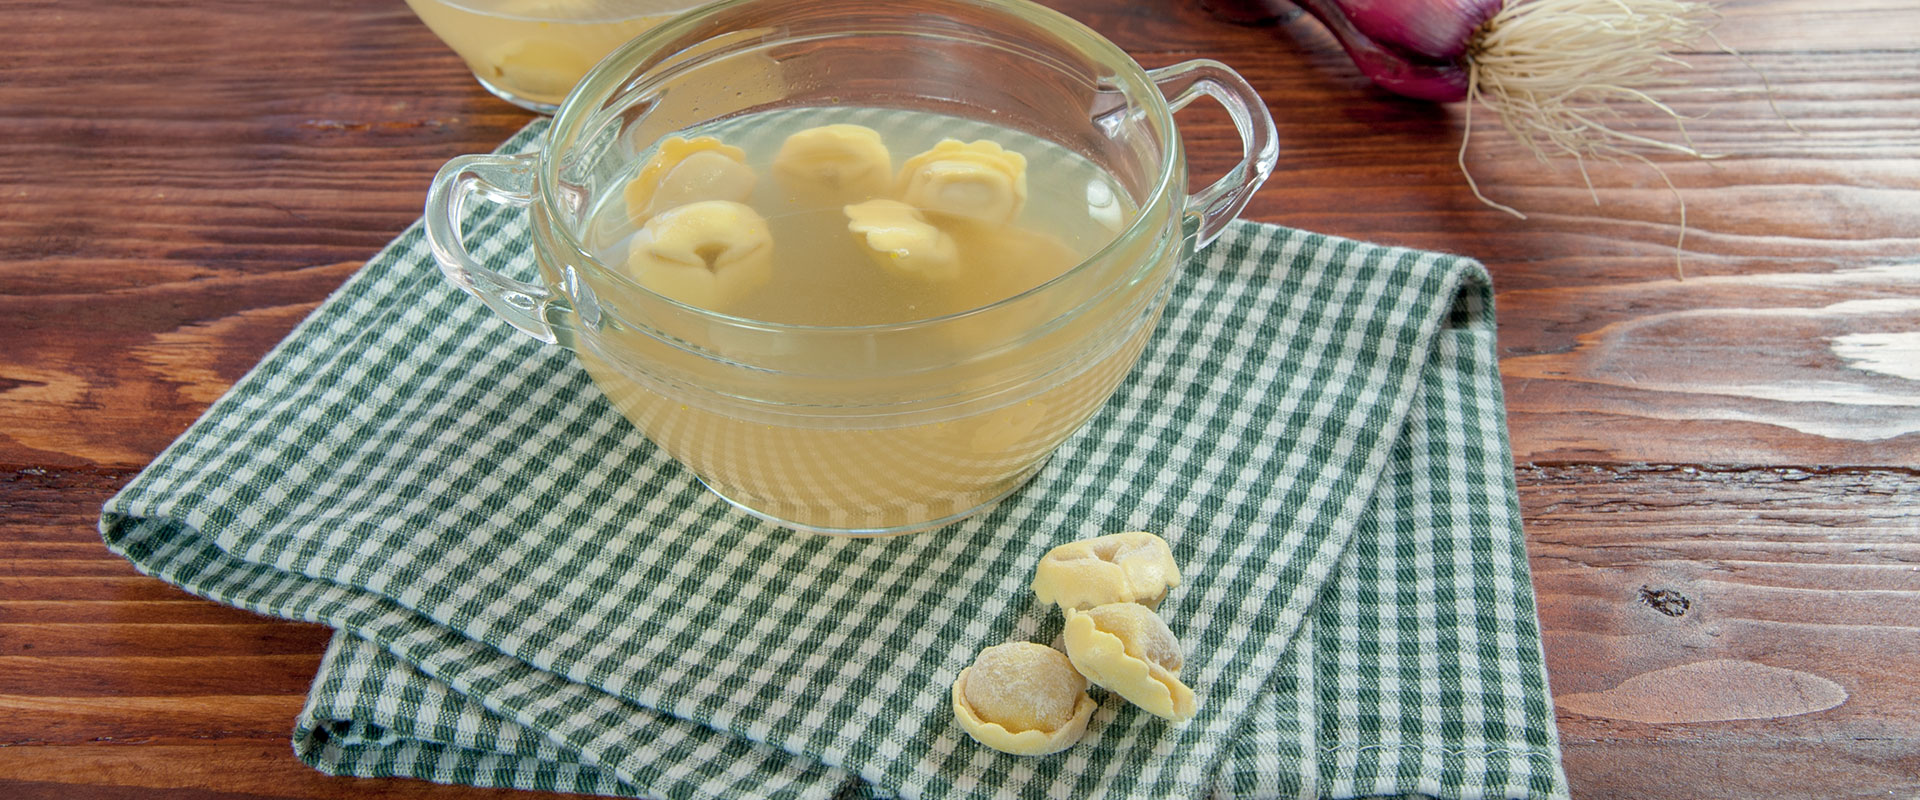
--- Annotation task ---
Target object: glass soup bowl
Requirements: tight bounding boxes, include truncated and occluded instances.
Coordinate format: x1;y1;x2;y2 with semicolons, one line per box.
405;0;710;113
425;0;1277;535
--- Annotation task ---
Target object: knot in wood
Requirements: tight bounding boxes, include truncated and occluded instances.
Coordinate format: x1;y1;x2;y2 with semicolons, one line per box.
1639;585;1692;617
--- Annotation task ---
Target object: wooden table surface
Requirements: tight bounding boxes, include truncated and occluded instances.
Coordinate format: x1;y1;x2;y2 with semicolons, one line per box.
3;0;1916;797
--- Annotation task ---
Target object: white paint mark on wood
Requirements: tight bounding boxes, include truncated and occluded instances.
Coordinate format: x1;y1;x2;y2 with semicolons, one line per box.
1833;331;1920;383
1503;272;1920;441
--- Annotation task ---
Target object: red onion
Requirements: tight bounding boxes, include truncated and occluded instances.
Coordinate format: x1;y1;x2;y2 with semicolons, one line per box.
1208;0;1735;274
1211;0;1718;132
1290;0;1497;100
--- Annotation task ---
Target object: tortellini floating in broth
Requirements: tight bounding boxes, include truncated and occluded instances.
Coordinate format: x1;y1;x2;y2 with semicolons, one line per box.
843;199;961;281
624;136;757;222
625;200;773;310
896;139;1028;225
773;123;893;207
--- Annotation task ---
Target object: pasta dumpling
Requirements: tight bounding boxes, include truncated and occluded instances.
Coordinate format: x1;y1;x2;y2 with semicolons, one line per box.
773;124;893;206
1031;531;1180;611
951;642;1096;756
625;200;773;310
625;136;757;221
896;139;1028;225
843;199;960;281
1062;602;1196;722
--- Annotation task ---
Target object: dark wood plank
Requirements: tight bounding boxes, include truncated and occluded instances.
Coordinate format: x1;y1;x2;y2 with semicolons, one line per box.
1561;740;1920;800
0;623;334;659
0;653;324;697
1524;464;1920;799
0;742;578;800
0;264;351;468
0;694;308;745
0;576;211;604
0;599;297;626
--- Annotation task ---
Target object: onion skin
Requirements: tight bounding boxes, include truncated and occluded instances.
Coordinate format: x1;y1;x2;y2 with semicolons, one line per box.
1208;0;1726;271
1208;0;1504;102
1329;0;1502;61
1291;0;1477;101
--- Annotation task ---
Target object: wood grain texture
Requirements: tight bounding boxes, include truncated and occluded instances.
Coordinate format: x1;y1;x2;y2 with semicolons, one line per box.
1523;463;1920;799
2;0;1916;798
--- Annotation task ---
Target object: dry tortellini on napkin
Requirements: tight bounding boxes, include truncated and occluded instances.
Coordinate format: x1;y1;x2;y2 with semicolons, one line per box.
951;642;1096;756
1062;602;1196;722
1032;530;1180;610
954;531;1197;756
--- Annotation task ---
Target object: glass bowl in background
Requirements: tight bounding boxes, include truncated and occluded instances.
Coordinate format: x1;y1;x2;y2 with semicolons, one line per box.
405;0;707;112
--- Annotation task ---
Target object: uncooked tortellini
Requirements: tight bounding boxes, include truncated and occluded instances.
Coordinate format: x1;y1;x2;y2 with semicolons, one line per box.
1031;531;1180;611
951;642;1096;756
1062;602;1196;722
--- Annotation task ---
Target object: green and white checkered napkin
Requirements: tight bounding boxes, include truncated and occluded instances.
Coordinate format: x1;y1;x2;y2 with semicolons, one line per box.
101;121;1567;800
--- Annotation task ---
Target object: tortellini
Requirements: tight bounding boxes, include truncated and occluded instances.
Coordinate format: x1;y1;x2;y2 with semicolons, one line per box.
625;200;773;310
625;136;758;222
843;199;961;281
1031;531;1181;611
616;126;1072;315
829;136;1060;295
485;38;596;101
826;137;1059;304
773;123;893;206
952;530;1196;755
896;139;1028;225
951;642;1096;756
1062;602;1196;722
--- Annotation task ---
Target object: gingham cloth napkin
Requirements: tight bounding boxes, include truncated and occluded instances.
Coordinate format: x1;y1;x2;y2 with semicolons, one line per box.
101;121;1567;800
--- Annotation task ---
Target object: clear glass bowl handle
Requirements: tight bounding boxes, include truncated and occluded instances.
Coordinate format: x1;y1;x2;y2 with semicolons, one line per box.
1151;59;1279;248
423;152;560;344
